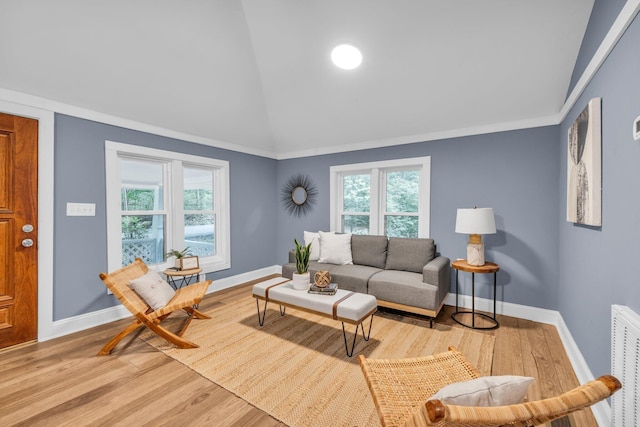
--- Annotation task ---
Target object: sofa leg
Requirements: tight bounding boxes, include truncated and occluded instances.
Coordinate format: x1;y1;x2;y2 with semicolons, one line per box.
429;318;433;328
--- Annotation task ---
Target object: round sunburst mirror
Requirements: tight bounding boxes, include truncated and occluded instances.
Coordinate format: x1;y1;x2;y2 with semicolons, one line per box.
282;174;317;217
291;186;308;205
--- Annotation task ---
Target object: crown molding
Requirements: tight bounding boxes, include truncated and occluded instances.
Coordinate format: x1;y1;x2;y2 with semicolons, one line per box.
560;0;640;122
276;114;559;160
0;87;278;159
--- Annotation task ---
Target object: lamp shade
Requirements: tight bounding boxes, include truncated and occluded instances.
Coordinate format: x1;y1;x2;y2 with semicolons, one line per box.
455;208;496;235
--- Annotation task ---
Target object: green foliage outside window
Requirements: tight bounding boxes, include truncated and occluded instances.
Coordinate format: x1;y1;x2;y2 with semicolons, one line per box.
121;189;156;211
342;170;420;238
385;171;419;237
343;174;370;212
184;189;214;228
386;171;419;212
121;216;152;239
343;174;370;233
385;216;419;238
343;215;370;235
184;189;213;211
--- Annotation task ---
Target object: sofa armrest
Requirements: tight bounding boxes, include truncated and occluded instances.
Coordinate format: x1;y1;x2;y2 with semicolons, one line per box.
288;249;296;264
423;256;451;300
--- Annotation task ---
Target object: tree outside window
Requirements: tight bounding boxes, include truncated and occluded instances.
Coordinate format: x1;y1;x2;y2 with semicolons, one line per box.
331;157;430;238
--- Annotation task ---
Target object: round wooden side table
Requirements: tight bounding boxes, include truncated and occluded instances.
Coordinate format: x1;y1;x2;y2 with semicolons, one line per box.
451;260;500;330
163;267;202;290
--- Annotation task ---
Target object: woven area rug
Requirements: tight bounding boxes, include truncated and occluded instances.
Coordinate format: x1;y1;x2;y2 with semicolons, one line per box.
141;294;495;427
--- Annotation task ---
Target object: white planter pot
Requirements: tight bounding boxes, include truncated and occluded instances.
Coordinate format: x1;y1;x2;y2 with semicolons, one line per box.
291;272;310;290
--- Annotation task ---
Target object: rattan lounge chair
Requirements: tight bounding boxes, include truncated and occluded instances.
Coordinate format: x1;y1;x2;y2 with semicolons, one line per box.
97;258;212;356
359;347;621;426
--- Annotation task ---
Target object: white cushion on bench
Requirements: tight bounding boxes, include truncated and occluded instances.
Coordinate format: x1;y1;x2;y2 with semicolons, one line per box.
253;278;377;323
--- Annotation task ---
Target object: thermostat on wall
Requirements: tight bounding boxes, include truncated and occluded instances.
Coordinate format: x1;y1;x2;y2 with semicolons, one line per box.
634;115;640;141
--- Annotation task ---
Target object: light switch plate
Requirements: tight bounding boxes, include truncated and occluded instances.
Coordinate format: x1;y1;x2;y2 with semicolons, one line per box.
66;202;96;216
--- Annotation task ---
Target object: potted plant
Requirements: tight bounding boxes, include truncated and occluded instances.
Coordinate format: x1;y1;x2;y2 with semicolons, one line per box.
292;238;311;290
166;247;193;270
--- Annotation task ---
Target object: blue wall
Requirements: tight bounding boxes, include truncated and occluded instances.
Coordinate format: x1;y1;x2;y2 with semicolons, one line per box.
276;127;560;309
559;11;640;377
568;0;627;95
54;114;277;320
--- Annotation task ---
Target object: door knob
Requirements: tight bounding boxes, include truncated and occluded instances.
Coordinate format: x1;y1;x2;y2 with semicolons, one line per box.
22;239;34;248
22;224;34;233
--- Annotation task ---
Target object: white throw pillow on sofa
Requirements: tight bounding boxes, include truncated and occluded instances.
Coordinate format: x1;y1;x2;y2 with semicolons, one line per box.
304;230;334;261
318;231;353;265
430;375;534;407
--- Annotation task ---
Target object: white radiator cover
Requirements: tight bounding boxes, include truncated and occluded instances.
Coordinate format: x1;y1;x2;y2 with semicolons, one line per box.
611;304;640;427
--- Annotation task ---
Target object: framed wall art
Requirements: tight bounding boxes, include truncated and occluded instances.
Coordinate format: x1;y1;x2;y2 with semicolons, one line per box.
566;97;602;226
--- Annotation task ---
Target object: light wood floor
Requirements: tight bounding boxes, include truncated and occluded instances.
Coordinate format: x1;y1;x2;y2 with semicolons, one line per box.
0;279;597;426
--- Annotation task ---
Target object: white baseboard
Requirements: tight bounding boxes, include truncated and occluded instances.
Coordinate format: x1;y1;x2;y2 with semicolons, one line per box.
207;265;281;294
48;265;282;341
49;304;133;340
446;293;610;425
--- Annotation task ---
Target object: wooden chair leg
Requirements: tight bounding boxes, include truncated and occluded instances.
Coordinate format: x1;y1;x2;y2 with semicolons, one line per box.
164;307;208;337
177;312;196;337
97;320;143;356
144;321;199;349
184;306;211;319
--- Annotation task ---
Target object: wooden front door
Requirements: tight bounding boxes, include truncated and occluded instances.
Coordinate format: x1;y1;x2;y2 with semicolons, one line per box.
0;112;38;349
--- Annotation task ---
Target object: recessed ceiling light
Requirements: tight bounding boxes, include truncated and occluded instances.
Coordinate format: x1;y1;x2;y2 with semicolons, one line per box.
331;44;362;70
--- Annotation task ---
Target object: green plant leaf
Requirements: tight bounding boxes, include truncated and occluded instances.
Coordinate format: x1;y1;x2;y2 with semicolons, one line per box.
294;238;311;274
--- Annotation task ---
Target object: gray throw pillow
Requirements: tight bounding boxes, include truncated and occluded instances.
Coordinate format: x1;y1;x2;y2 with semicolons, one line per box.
385;237;435;273
351;235;388;269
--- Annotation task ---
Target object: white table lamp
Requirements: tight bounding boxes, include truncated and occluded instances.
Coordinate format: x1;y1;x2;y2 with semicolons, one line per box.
455;207;496;266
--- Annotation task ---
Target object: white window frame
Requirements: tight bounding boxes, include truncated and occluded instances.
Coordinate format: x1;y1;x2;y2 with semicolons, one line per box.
329;157;431;237
105;141;230;274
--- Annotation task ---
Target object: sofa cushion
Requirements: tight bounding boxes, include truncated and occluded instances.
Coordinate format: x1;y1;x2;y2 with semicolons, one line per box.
318;231;353;265
304;230;333;261
385;237;435;273
351;235;388;269
368;270;440;311
328;264;381;294
307;261;339;277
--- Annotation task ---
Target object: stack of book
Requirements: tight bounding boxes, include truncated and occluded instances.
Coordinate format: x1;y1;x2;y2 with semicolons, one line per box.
308;283;338;295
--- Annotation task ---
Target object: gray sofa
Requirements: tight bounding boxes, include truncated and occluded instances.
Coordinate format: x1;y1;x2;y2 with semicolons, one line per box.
282;235;450;325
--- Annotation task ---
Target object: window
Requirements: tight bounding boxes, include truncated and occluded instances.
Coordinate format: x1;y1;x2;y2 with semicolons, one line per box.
105;141;230;274
330;157;430;238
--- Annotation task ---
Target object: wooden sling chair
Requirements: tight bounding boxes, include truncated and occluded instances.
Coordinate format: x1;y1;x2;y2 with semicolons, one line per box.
359;347;621;427
97;258;212;356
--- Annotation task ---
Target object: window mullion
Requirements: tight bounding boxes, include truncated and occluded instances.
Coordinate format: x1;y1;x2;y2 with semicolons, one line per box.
370;168;381;235
419;158;431;238
170;160;184;252
332;172;344;232
338;173;345;232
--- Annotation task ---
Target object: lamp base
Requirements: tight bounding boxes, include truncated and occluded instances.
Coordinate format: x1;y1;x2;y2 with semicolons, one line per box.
467;243;485;266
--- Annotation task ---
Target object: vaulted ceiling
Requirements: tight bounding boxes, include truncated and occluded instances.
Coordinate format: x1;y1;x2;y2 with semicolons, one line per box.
0;0;594;158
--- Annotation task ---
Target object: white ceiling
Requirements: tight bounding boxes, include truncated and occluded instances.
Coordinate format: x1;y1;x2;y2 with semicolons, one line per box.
0;0;594;159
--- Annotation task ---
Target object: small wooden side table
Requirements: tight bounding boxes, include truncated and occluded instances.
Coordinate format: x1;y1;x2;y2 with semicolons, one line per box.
451;260;500;330
163;267;202;290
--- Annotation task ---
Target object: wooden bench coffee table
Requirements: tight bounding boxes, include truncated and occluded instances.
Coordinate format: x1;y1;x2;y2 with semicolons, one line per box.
252;277;377;357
